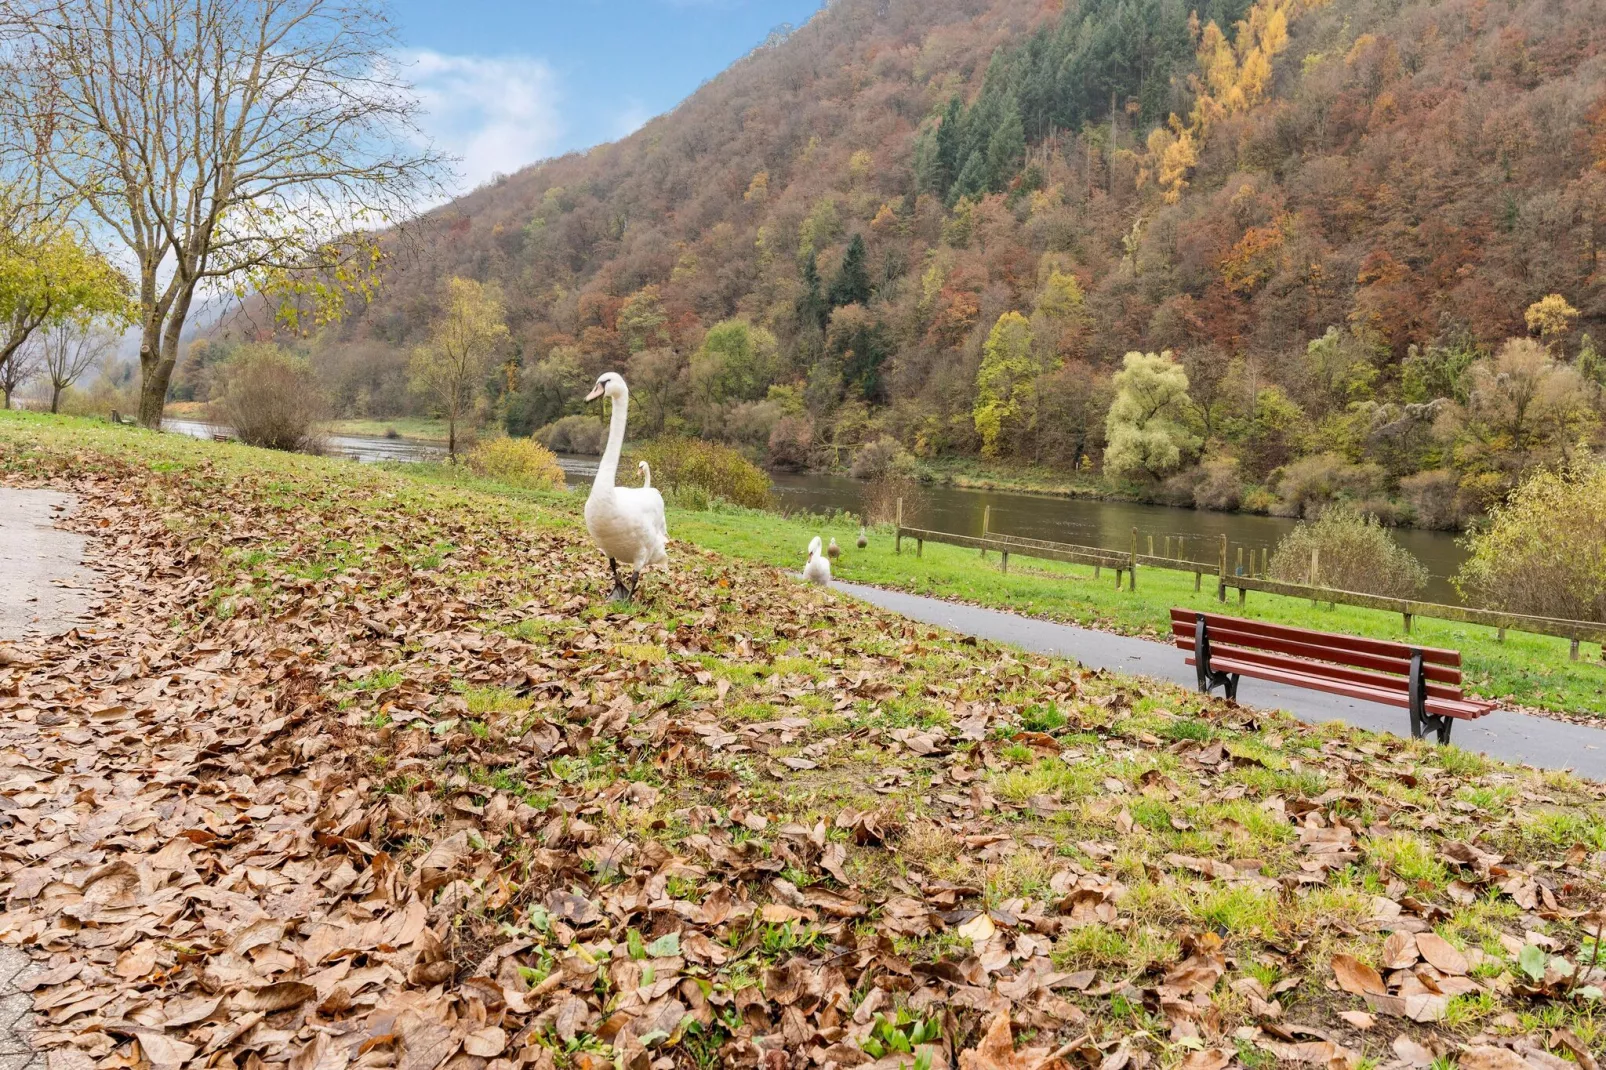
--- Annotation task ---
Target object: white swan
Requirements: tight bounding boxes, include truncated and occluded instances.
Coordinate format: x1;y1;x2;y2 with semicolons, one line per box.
803;536;832;586
583;373;668;600
638;460;651;488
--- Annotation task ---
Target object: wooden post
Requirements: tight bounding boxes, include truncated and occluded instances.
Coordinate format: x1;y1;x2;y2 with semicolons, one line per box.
917;537;923;558
1309;547;1320;607
1094;564;1101;579
1217;535;1228;602
1147;534;1155;557
894;499;904;553
1194;569;1201;593
1129;528;1138;592
1403;613;1413;634
1497;627;1506;643
1165;535;1172;559
1235;546;1243;577
1571;637;1581;662
1239;586;1247;607
1261;548;1269;577
981;505;990;559
1000;551;1009;574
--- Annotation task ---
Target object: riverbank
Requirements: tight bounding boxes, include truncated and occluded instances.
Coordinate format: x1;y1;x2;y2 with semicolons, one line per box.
4;411;1605;1067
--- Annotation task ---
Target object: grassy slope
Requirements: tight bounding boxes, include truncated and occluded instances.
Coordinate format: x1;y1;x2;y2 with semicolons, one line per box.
5;412;1604;1068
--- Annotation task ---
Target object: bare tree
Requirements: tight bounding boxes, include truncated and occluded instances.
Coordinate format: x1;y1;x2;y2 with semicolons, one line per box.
38;320;117;413
0;0;447;428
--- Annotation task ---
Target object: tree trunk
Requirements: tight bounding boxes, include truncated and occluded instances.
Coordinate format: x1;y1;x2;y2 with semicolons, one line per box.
138;280;197;429
136;315;168;429
448;414;457;460
51;385;62;413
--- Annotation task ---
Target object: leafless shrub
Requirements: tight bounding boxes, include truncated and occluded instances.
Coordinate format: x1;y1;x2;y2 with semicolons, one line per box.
216;345;326;452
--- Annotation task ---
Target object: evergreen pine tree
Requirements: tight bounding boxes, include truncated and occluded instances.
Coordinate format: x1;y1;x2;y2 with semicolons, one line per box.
828;234;872;308
796;251;827;331
933;96;963;199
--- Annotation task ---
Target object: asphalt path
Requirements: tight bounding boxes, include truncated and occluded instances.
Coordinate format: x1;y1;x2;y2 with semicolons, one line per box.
835;579;1606;779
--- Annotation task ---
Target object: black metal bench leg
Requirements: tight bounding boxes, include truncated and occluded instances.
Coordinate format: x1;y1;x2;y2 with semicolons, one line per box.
1406;649;1452;745
1194;614;1240;700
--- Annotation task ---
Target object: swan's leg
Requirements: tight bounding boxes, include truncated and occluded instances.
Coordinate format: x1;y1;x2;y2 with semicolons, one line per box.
627;568;643;600
608;558;630;601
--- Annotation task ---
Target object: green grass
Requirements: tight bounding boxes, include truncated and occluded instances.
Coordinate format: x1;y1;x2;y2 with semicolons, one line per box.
328;416;450;442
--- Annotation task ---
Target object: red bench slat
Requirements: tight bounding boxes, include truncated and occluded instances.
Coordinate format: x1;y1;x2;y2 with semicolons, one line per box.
1168;609;1461;667
1170;621;1464;686
1184;656;1495;721
1175;637;1469;703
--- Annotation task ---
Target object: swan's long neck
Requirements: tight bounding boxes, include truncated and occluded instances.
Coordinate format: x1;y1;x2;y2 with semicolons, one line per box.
594;388;629;493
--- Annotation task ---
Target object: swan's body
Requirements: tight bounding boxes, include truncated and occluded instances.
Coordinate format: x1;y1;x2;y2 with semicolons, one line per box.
803;536;832;586
638;460;651;487
583;373;668;600
826;537;841;560
856;527;868;549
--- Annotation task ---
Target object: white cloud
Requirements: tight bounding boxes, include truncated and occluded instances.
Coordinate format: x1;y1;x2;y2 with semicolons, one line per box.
399;50;566;196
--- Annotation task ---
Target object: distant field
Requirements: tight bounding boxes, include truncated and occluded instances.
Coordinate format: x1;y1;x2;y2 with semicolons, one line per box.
327;416;449;442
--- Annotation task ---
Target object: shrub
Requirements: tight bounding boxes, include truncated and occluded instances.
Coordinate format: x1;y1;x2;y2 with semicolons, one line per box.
535;414;606;455
216;345;325;452
630;437;771;509
1193;458;1243;512
1269;505;1429;598
1454;458;1606;622
768;415;813;469
861;470;925;526
851;436;916;480
1273;453;1385;517
464;436;566;491
1154;471;1197;507
1399;469;1462;530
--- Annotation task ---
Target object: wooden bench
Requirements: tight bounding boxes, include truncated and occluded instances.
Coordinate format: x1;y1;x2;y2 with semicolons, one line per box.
1171;609;1497;744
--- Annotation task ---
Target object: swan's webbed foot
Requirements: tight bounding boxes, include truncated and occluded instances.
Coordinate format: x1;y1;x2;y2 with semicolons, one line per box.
607;558;632;602
628;569;643;600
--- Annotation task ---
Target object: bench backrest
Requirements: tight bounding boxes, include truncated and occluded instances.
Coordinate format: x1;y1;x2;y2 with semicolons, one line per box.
1170;609;1466;701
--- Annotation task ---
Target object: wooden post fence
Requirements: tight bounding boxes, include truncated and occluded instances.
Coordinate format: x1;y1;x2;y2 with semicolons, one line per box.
894;498;903;553
981;505;990;560
1129;528;1138;592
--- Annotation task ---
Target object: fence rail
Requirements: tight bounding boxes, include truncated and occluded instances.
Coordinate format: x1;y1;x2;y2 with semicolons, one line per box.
892;499;1605;660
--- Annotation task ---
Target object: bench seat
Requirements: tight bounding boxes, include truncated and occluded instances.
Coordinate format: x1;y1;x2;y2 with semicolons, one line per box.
1171;609;1496;744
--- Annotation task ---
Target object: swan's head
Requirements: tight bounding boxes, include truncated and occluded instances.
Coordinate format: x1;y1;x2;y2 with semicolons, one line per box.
807;536;822;558
585;372;627;403
637;460;649;477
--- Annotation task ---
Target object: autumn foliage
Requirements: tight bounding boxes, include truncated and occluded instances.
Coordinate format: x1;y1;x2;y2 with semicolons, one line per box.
267;0;1606;525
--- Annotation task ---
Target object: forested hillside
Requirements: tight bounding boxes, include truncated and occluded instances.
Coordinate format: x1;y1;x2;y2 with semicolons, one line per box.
234;0;1606;525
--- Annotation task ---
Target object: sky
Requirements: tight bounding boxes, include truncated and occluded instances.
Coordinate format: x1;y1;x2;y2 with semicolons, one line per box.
388;0;825;198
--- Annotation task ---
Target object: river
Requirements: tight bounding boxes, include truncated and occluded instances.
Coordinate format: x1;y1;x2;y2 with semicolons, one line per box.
161;419;1470;604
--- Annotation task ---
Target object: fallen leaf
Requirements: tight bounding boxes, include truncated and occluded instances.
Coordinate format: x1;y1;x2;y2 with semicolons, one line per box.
1332;954;1386;997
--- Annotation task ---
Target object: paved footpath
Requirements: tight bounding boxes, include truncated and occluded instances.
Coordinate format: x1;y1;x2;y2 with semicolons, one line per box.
836;580;1606;781
0;488;93;1070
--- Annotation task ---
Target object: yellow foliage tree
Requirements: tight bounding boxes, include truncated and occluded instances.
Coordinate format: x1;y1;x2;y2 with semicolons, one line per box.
1525;294;1580;353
